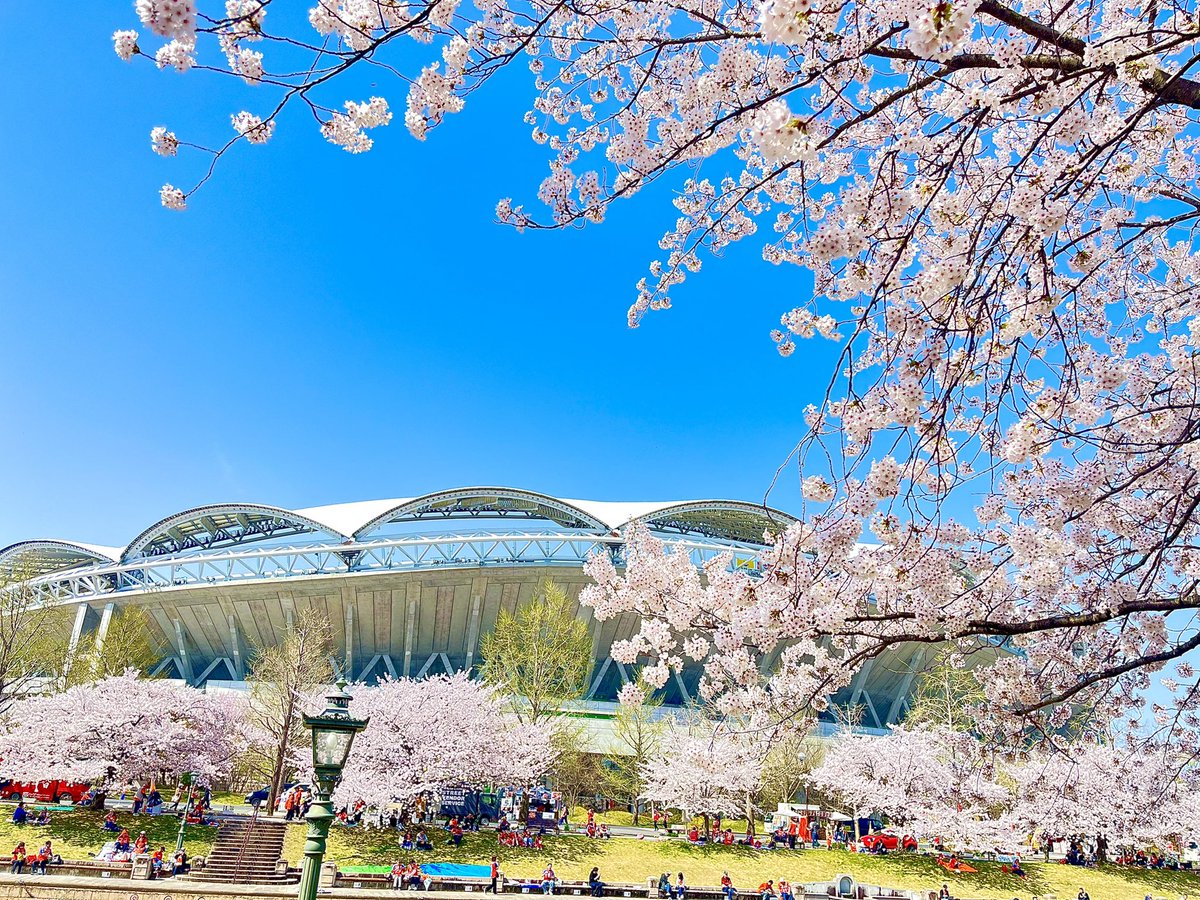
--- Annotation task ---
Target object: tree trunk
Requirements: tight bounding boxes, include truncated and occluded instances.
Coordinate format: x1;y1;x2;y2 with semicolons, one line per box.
267;692;297;816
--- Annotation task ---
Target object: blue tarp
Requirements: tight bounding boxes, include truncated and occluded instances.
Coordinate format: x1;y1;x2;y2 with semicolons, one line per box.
422;863;492;878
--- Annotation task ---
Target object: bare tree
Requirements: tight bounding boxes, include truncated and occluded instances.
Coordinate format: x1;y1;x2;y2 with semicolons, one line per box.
244;609;333;815
0;570;73;704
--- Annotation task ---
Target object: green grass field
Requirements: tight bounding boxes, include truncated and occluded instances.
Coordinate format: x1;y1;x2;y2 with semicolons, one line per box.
280;823;1200;900
0;807;1192;900
0;808;217;861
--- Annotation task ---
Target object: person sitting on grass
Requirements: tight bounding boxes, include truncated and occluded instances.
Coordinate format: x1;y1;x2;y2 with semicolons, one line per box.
415;829;433;851
401;830;415;851
115;830;132;853
541;863;558;894
11;802;26;826
1010;859;1026;878
598;824;611;839
449;817;464;847
687;826;701;843
722;829;735;846
10;842;26;874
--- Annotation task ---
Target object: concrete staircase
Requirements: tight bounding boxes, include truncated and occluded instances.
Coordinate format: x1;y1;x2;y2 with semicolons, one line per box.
187;815;297;885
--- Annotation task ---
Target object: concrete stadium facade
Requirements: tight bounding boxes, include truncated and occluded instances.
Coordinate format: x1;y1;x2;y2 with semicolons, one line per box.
0;487;929;732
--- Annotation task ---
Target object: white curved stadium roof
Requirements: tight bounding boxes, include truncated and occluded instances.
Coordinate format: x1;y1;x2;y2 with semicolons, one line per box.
1;486;798;578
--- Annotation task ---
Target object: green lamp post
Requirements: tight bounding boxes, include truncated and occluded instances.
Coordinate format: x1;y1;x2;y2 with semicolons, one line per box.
296;679;368;900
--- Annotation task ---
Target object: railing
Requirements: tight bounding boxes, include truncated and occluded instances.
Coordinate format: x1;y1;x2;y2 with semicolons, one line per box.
232;804;260;879
18;532;766;604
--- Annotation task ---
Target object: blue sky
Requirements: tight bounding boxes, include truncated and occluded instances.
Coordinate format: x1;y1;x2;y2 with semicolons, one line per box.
0;4;839;548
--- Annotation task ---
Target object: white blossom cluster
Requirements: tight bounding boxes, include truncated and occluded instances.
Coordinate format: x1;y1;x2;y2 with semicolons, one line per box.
231;111;274;143
321;97;393;153
150;126;179;157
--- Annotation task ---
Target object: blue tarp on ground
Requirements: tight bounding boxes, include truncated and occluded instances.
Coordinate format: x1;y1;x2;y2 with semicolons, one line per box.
422;863;492;878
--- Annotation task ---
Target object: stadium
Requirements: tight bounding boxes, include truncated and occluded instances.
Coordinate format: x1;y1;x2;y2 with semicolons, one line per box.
0;486;928;737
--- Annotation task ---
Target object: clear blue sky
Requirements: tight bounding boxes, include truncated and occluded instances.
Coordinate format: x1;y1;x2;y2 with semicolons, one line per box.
0;4;840;549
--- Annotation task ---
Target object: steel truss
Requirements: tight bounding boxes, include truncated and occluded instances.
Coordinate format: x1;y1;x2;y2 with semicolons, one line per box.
19;532;764;605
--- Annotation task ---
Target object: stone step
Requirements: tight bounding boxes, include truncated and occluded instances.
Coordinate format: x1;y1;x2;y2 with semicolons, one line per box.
187;874;299;885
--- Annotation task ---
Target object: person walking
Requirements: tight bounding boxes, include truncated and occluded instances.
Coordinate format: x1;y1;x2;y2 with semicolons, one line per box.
488;856;500;894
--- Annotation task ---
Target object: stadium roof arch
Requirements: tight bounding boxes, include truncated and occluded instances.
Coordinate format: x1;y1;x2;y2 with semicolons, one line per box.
0;540;122;579
122;502;354;561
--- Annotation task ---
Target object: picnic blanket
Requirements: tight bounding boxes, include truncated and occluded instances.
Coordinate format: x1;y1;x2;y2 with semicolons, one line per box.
938;860;977;874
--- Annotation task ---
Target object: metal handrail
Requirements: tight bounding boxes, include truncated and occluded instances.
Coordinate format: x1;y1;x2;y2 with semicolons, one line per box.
231;805;260;878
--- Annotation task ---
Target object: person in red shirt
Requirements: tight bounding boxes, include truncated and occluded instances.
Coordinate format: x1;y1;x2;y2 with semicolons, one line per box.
149;846;164;879
10;842;26;875
488;856;500;893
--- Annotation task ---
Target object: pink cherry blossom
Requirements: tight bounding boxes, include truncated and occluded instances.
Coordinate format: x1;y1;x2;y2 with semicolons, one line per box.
0;673;246;786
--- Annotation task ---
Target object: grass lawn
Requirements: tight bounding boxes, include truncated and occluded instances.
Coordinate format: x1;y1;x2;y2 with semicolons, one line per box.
278;825;1200;900
0;808;217;861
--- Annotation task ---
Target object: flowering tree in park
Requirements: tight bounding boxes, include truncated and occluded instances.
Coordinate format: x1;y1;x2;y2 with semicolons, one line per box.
1012;741;1200;849
331;673;553;809
116;1;1200;754
641;726;763;833
806;725;1013;848
0;672;246;793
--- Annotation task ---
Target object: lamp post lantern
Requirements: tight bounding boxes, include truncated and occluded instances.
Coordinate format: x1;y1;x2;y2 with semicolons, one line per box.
296;679;367;900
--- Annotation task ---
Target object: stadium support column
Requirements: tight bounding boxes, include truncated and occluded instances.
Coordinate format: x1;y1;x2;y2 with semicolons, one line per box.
227;614;242;678
343;602;354;681
62;603;90;682
402;583;419;677
173;619;195;684
463;584;483;672
91;602;116;670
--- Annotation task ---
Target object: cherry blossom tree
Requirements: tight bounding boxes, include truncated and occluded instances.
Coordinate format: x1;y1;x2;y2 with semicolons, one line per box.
806;725;1014;849
641;725;763;833
1012;741;1200;850
0;672;247;794
330;673;554;810
114;0;1200;754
